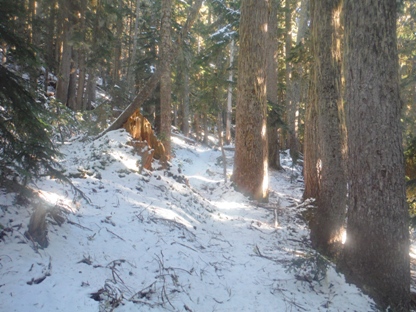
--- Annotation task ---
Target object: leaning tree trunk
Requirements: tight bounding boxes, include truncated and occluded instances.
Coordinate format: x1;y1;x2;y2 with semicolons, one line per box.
340;0;410;310
232;0;269;201
309;0;346;259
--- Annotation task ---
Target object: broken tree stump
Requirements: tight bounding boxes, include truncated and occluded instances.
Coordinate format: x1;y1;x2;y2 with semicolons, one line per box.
25;205;48;248
123;110;167;170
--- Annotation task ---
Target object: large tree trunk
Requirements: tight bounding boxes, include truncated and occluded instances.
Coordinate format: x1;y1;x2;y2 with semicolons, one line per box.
232;0;269;201
340;0;410;309
309;0;346;259
267;0;281;170
159;0;172;160
303;69;319;199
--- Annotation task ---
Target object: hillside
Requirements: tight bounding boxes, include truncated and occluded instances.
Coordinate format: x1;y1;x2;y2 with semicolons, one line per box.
0;130;376;311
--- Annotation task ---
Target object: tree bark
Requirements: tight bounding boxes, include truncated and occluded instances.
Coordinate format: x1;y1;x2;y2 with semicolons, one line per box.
182;53;191;137
113;0;123;86
232;0;269;201
76;49;86;109
56;11;73;105
67;48;78;110
76;0;87;110
127;0;141;99
285;0;299;158
309;0;346;259
340;0;410;310
267;0;282;170
225;39;234;145
159;0;173;160
85;69;96;110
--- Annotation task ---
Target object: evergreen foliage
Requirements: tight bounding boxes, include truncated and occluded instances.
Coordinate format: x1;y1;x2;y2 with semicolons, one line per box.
0;0;60;194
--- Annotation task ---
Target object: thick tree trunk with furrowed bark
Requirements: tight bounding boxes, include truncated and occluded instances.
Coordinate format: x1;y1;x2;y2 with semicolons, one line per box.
309;0;346;259
232;0;269;201
340;0;410;309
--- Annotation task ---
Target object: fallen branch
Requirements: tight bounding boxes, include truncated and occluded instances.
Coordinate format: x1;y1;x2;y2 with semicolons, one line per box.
171;241;198;252
106;228;125;241
67;219;93;231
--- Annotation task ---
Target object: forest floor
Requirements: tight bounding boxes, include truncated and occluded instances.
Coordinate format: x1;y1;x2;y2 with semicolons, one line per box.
0;128;387;311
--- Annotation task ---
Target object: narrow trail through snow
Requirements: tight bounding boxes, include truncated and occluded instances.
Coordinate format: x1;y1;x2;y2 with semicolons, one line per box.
0;130;376;311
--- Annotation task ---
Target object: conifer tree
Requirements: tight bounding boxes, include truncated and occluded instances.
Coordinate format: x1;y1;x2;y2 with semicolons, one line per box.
0;0;60;193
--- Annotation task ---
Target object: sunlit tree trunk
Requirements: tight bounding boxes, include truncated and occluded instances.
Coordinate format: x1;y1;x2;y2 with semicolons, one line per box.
303;78;318;199
309;0;346;258
340;0;410;309
232;0;269;201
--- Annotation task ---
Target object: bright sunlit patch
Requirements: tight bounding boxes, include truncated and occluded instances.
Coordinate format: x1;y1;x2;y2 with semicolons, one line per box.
38;190;76;212
342;229;347;244
108;149;138;171
188;175;221;184
263;158;269;198
410;246;416;259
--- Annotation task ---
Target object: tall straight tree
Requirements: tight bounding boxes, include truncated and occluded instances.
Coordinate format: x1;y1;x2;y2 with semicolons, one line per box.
285;0;298;158
309;0;346;258
341;0;410;309
159;0;173;160
303;0;319;201
267;0;282;170
232;0;269;201
56;0;75;105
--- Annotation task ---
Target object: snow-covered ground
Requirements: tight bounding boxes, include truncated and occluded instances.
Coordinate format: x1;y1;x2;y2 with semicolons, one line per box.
0;129;377;311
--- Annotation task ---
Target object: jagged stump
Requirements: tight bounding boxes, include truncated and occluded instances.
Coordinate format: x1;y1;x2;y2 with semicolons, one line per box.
25;206;48;248
123;110;167;170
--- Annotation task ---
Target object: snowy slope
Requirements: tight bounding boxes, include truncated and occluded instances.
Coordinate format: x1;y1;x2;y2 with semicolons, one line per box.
0;129;376;311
